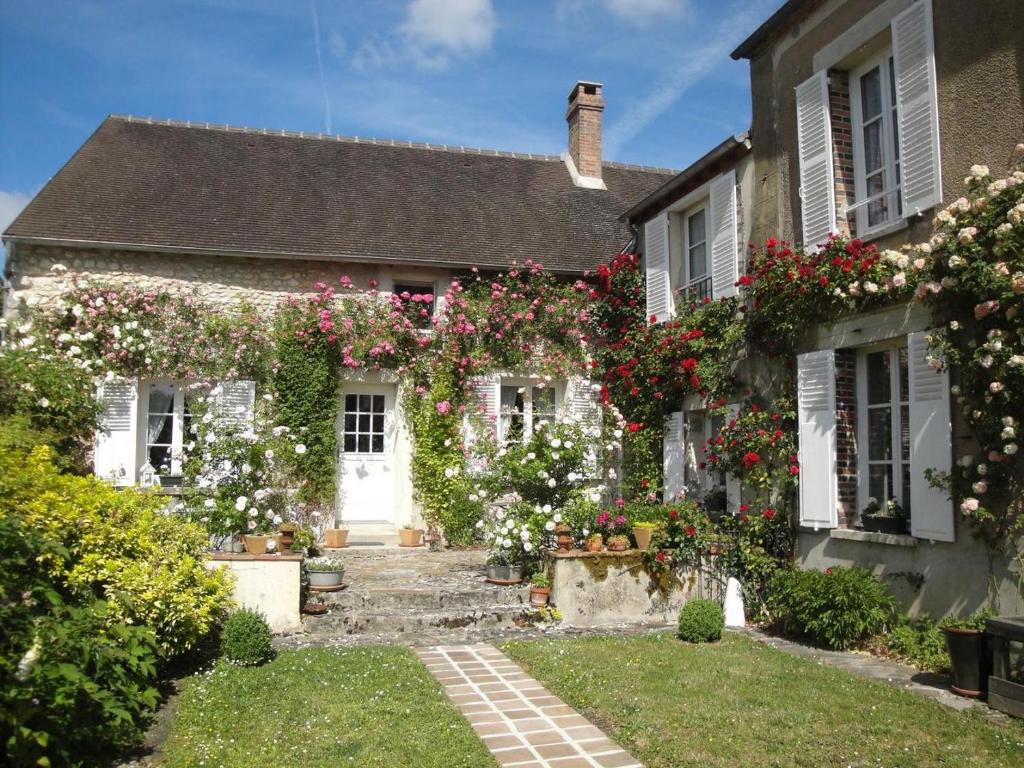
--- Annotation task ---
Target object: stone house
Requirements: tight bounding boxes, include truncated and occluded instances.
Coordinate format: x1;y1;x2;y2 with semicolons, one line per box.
634;0;1023;616
2;81;672;539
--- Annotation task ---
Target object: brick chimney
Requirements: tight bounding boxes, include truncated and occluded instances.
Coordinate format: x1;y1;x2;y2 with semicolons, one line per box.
565;81;605;187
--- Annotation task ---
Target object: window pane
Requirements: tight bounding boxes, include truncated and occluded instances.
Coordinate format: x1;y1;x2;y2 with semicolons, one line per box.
500;386;523;413
900;404;910;461
345;394;357;412
532;387;555;414
901;463;912;514
897;347;909;402
148;415;173;446
358;394;371;412
866;351;892;404
868;407;892;460
372;415;384;434
372;395;385;413
357;434;369;453
358;414;370;432
371;434;384;453
344;434;356;452
689;242;708;280
860;66;882;119
869;464;893;502
862;120;883;174
688;209;706;245
344;413;356;432
149;384;175;414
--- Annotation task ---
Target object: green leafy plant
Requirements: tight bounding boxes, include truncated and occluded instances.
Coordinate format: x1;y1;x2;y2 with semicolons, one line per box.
221;609;274;667
530;572;551;589
768;567;898;650
886;617;950;673
304;557;345;573
939;608;992;632
677;598;724;643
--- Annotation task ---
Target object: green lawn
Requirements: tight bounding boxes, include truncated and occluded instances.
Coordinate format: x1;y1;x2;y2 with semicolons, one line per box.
502;632;1024;768
160;646;497;768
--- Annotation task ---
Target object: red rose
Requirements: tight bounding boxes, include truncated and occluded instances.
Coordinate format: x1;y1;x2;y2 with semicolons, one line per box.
762;508;776;520
655;551;667;563
685;525;697;537
741;451;761;468
739;503;749;513
825;567;833;575
627;422;644;433
669;509;679;520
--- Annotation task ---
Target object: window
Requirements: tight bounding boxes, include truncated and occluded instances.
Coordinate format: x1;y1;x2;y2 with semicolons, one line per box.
850;51;902;233
393;282;435;330
857;343;911;518
676;204;712;303
144;382;194;477
343;393;386;453
498;383;559;444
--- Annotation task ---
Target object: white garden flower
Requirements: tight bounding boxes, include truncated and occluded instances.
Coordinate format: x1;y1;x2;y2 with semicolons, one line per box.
523;542;533;553
38;398;49;408
542;504;552;513
544;521;555;532
549;438;562;449
204;498;215;509
567;472;579;482
1006;443;1019;455
295;443;307;454
235;495;249;511
547;478;556;488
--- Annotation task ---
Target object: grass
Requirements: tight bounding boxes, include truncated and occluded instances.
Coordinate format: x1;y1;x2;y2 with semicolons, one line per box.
160;645;497;767
502;632;1024;768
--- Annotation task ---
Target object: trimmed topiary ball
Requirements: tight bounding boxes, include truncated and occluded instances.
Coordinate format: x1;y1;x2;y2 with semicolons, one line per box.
677;598;725;643
221;608;274;666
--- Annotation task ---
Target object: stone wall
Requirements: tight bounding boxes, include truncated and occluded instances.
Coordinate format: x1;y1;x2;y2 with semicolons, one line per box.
208;553;303;634
3;243;453;317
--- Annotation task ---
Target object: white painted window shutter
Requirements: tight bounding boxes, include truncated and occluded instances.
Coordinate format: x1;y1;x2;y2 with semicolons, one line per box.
663;411;685;501
797;350;839;529
724;403;742;513
95;378;139;486
644;212;672;323
212;380;256;429
709;170;740;299
795;70;836;251
464;374;500;450
568;376;602;476
907;331;954;542
892;0;942;216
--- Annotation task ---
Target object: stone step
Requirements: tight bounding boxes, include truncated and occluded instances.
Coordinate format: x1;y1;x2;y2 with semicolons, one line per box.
317;585;531;610
301;604;535;636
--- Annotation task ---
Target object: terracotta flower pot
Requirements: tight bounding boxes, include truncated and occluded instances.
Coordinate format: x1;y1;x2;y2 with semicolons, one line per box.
607;538;628;552
324;528;349;548
277;522;297;552
633;526;654;550
243;534;269;555
586;537;603;552
399;528;424;547
530;586;552;606
554;523;573;552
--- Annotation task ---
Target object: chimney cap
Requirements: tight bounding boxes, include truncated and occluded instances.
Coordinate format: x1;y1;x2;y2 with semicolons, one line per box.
568;80;603;103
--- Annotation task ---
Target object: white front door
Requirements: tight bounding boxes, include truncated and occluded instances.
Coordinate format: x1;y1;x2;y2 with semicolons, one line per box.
337;384;397;525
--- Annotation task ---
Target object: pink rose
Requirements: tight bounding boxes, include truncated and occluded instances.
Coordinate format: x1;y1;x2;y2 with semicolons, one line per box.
436;401;451;415
975;300;999;320
960;498;980;513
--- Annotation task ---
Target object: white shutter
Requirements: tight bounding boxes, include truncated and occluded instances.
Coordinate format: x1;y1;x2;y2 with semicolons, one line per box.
212;380;256;430
797;350;839;529
95;379;138;486
568;377;602;476
663;411;685;501
709;170;740;299
795;70;836;251
644;212;672;323
892;0;942;215
907;332;954;542
464;374;499;450
724;403;742;513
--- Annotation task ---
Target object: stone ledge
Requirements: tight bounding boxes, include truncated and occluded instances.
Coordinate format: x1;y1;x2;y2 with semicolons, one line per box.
209;552;304;562
829;528;918;548
546;548;641;559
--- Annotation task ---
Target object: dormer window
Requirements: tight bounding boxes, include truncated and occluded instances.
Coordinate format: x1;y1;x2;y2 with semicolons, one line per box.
393;282;436;330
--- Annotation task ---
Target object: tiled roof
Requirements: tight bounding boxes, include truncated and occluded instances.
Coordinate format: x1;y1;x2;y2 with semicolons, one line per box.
5;116;674;273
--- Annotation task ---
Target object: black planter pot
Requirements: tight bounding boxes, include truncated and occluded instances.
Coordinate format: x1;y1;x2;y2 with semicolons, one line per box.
861;516;908;535
943;627;990;698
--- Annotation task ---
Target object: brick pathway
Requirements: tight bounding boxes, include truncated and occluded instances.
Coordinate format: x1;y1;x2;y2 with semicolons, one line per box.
416;644;642;768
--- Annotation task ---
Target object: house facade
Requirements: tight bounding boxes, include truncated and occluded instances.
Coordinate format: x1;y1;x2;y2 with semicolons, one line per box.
636;0;1023;616
3;81;672;540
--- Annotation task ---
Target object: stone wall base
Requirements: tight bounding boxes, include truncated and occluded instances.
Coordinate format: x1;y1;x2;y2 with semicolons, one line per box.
207;553;302;634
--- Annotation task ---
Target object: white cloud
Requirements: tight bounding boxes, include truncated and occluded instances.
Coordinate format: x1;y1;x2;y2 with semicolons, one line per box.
0;191;31;234
309;0;332;132
399;0;497;69
557;0;690;27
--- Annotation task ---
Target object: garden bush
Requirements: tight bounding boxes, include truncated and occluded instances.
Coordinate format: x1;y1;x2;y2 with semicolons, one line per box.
1;446;232;659
221;609;274;667
768;566;897;650
677;598;725;643
886;617;949;673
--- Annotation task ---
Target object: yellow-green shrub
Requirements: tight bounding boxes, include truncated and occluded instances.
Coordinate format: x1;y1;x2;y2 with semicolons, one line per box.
1;446;233;658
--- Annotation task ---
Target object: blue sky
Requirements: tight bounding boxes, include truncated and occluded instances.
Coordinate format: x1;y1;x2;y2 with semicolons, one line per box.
0;0;781;235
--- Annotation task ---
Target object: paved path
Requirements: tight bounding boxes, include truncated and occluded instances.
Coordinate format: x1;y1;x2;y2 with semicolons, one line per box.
417;644;642;768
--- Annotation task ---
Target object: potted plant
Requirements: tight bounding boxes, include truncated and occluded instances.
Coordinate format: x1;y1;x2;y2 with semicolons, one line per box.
486;553;523;584
529;572;552;606
243;530;271;555
305;556;345;588
399;524;424;547
941;609;991;698
585;532;604;552
290;527;316;555
607;534;629;552
324;527;349;548
303;594;328;615
633;521;657;550
860;498;908;535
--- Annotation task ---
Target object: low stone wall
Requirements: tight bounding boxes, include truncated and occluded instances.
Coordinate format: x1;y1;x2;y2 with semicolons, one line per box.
208;553;302;634
546;549;719;628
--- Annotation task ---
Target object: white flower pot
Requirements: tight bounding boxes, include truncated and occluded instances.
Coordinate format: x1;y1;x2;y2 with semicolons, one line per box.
307;569;344;587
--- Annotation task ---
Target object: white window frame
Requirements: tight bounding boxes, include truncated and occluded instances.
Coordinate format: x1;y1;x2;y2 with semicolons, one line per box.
855;340;911;522
341;391;388;456
139;379;192;477
683;203;710;297
849;48;903;236
498;378;562;445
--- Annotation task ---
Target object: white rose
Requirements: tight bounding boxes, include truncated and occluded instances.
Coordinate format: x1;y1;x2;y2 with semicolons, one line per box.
295;444;307;454
1006;443;1019;455
547;478;556;488
545;521;555;532
235;496;249;511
